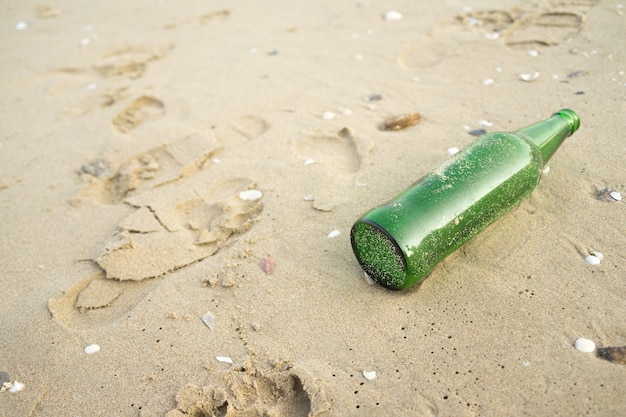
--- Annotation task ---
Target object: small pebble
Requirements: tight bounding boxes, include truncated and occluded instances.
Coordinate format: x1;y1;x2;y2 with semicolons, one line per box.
484;32;499;40
478;120;493;127
216;356;233;364
365;93;382;102
384;11;403;21
239;190;262;201
542;166;551;174
84;344;100;354
322;111;336;120
483;78;495;86
362;370;377;380
0;371;9;384
304;159;315;165
469;128;487;137
303;194;314;201
328;230;341;238
447;147;460;155
574;337;596;353
16;21;28;30
597;346;626;365
584;255;601;265
527;50;540;57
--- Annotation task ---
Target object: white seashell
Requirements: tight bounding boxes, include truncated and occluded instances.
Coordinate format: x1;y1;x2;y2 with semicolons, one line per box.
239;190;262;201
574;337;596;353
322;111;336;120
384;11;403;21
362;370;377;380
216;356;233;364
483;78;495;86
9;381;24;393
84;344;100;354
609;191;622;201
327;230;341;238
520;72;540;82
590;251;604;260
15;21;28;30
584;255;601;265
363;271;375;285
542;166;550;174
303;195;314;201
447;147;460;155
527;50;540;57
478;120;493;127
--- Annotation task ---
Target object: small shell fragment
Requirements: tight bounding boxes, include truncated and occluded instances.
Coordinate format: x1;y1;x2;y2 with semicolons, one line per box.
380;113;421;131
201;311;216;330
384;11;403;21
8;381;24;393
596;346;626;365
322;111;336;120
84;344;100;354
483;78;495;86
216;356;233;364
520;72;540;82
259;255;277;274
239;190;262;201
609;191;622;201
574;337;596;353
328;230;341;238
15;21;28;30
362;370;377;380
584;255;601;265
447;147;460;155
303;194;314;201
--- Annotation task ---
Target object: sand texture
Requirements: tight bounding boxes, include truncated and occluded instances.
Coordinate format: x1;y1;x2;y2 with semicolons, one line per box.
1;0;625;415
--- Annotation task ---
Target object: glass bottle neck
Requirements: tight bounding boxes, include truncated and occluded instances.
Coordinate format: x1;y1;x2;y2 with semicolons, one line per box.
515;109;580;165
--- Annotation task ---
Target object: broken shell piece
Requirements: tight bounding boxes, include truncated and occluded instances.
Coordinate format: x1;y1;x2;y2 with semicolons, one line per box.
384;11;403;21
259;255;277;274
239;190;262;201
380;113;421;131
8;381;24;393
610;191;622;201
327;230;341;238
201;311;215;330
85;344;100;354
321;111;336;120
597;346;626;365
520;72;540;82
362;370;377;380
574;337;596;353
216;356;233;364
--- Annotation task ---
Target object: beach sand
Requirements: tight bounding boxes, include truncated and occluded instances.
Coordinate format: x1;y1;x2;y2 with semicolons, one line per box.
1;0;625;415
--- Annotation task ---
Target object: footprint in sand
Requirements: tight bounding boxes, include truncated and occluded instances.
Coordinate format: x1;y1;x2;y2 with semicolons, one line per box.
399;0;598;69
53;123;264;328
291;127;371;212
457;0;597;49
167;358;330;417
112;95;166;133
93;44;172;80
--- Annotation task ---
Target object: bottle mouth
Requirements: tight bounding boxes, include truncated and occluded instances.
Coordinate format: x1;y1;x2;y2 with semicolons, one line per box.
350;221;407;290
554;109;580;136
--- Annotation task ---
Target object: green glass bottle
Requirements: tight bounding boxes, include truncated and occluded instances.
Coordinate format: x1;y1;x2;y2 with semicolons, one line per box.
351;109;580;290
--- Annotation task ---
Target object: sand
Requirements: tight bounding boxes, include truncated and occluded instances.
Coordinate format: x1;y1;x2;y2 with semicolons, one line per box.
1;0;625;415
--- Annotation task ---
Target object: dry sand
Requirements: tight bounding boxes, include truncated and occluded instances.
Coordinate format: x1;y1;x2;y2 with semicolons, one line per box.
1;0;625;415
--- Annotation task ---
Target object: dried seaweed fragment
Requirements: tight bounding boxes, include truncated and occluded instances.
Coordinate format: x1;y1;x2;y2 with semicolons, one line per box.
597;346;626;365
380;113;421;131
